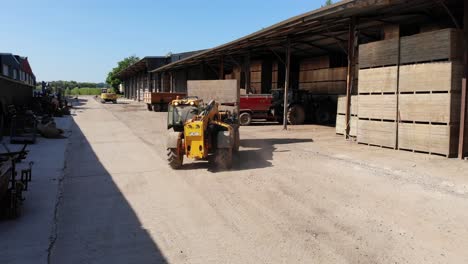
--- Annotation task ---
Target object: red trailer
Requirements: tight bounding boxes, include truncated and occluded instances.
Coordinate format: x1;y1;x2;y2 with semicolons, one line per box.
144;92;186;112
239;94;274;126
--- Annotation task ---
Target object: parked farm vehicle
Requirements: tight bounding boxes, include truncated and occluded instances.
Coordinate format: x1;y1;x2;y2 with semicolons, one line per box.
100;89;117;104
144;92;186;112
270;89;337;125
239;94;275;126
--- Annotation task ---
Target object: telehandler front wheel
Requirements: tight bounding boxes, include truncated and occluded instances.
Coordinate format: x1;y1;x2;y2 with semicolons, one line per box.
167;148;183;169
214;148;232;170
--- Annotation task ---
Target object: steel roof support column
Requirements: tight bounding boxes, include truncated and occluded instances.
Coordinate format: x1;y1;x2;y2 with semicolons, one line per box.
244;53;251;93
170;72;174;93
137;72;141;102
345;17;358;139
219;56;224;80
459;2;468;159
147;72;151;93
283;38;291;130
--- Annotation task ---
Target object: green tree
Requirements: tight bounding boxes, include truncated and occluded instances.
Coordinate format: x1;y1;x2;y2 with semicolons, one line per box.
106;55;140;91
324;0;333;6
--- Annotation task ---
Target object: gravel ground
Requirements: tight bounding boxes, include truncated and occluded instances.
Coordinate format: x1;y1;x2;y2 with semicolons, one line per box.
49;96;468;264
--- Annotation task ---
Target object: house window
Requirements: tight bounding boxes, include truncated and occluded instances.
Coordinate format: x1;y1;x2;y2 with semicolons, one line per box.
13;69;18;79
2;64;8;76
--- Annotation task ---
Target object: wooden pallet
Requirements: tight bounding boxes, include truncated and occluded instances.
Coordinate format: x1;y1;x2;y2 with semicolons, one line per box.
300;56;330;71
358;94;397;120
298;81;347;94
336;114;358;137
398;123;459;157
399;62;463;93
398;92;460;124
337;95;358;115
357;120;397;148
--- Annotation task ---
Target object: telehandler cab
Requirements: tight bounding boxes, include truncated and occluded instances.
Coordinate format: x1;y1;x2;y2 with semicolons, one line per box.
166;96;239;170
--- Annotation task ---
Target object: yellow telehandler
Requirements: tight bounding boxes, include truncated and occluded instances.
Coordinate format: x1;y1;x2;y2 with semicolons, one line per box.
100;88;117;104
165;97;239;170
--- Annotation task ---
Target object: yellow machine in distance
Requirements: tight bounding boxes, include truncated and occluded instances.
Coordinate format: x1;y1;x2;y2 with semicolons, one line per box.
166;96;239;170
100;88;117;104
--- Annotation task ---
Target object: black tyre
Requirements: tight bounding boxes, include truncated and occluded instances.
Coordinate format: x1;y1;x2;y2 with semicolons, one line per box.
167;148;183;169
153;104;162;112
112;100;117;104
239;112;252;126
147;104;153;111
287;105;305;125
215;148;232;170
315;109;331;124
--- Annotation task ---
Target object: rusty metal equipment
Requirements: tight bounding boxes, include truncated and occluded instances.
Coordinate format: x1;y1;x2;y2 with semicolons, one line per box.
0;144;33;218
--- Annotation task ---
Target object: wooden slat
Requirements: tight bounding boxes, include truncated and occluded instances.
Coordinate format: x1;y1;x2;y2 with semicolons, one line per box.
337;95;357;115
250;71;262;82
383;24;399;39
272;70;278;82
358;94;397;120
359;38;398;69
398;123;459;156
298;81;346;94
400;28;463;64
358;66;397;93
249;82;262;94
300;56;330;71
299;67;347;82
250;60;262;72
399;62;463;92
357;120;396;147
336;115;357;136
399;93;460;124
272;62;278;71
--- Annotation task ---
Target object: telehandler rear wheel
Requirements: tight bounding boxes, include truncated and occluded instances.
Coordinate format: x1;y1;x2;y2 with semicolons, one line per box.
167;148;183;169
214;148;232;170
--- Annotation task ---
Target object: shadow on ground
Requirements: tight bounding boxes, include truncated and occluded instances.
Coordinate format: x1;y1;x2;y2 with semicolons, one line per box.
50;119;168;264
231;138;313;171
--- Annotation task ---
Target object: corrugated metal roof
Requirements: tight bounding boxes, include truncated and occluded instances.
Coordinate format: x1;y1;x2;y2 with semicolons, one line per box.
150;0;445;72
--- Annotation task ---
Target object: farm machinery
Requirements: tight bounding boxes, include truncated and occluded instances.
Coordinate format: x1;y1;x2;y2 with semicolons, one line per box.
144;92;186;112
0;144;33;218
100;88;117;104
165;80;240;170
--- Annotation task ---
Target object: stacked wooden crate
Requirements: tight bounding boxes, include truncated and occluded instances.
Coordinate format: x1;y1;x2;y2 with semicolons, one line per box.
250;60;262;94
298;56;347;94
272;62;279;90
358;30;399;148
398;29;463;157
357;28;464;156
336;95;358;136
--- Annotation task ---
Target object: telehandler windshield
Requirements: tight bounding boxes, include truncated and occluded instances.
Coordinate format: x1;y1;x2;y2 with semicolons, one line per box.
168;105;199;130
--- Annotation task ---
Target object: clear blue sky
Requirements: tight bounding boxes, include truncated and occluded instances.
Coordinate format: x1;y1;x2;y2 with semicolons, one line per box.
1;0;323;83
